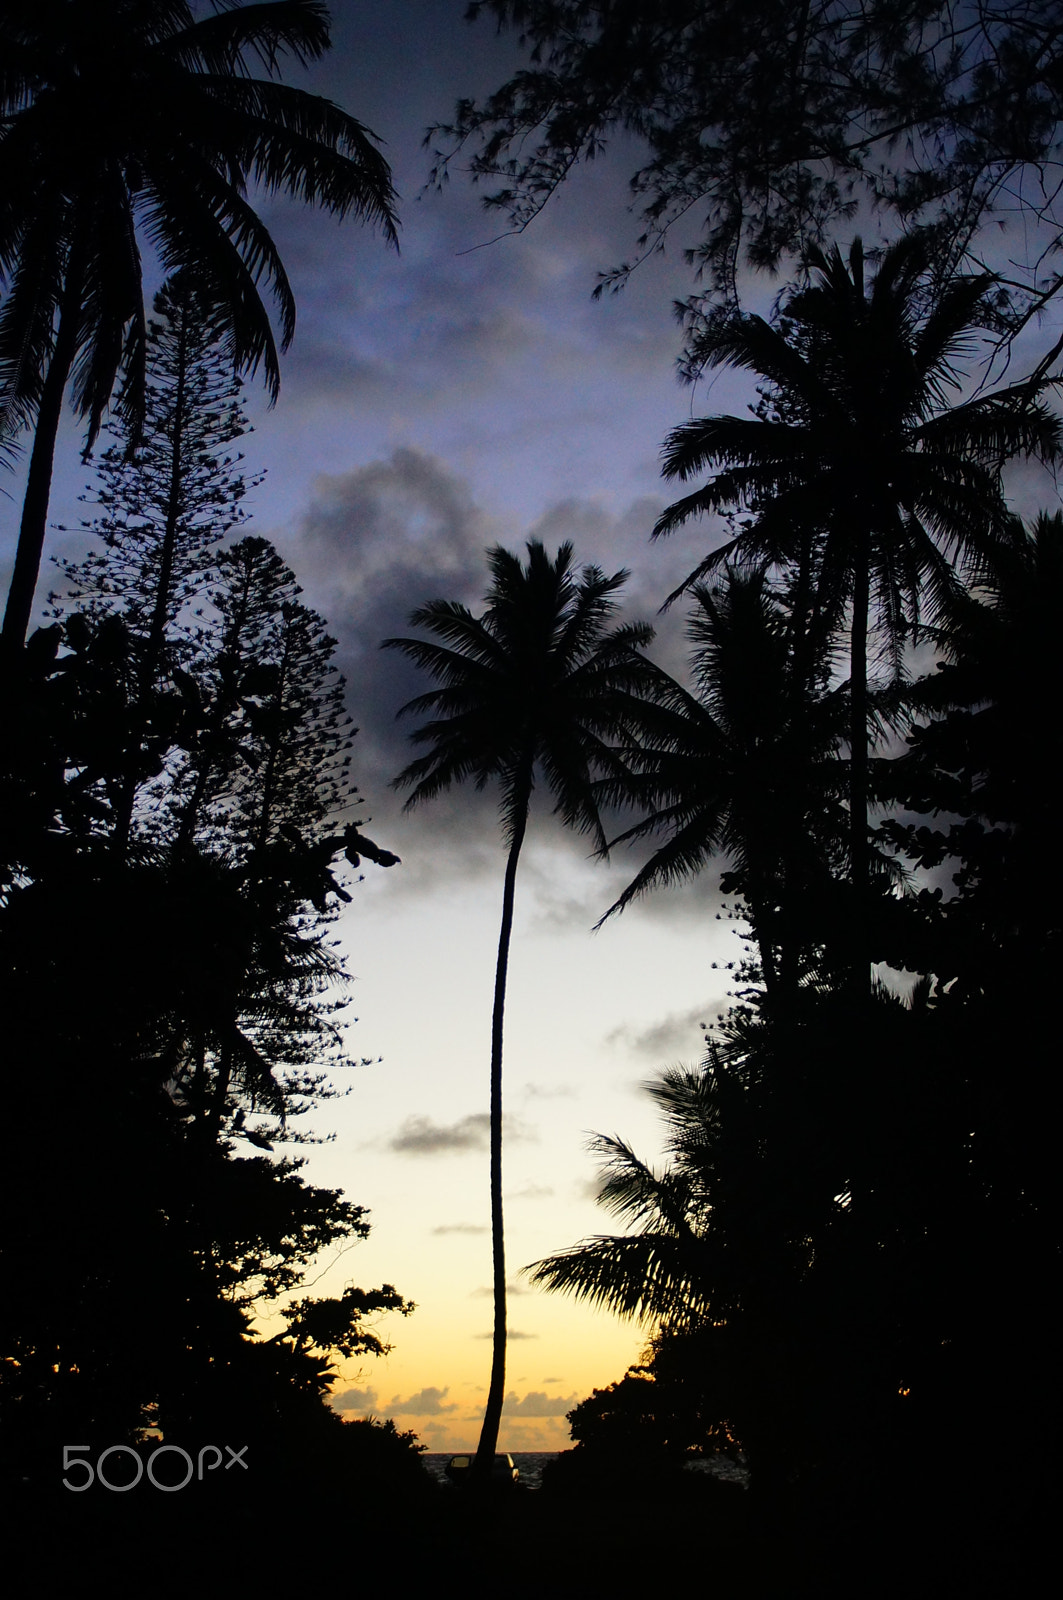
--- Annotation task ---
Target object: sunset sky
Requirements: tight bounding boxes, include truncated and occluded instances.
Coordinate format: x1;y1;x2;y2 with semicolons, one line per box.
4;1;1057;1455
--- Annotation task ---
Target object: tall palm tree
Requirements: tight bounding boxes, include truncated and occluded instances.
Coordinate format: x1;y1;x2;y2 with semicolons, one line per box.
384;540;659;1476
652;236;1061;978
0;0;398;652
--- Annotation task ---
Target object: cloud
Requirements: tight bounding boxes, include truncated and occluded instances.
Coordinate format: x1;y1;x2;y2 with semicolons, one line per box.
431;1221;489;1236
331;1386;378;1413
289;449;497;776
475;1329;538;1340
389;1111;537;1156
470;1280;528;1297
389;1112;489;1155
281;452;701;897
503;1390;580;1417
604;1003;721;1060
387;1386;458;1416
522;1081;576;1100
509;1182;553;1200
416;1421;452;1442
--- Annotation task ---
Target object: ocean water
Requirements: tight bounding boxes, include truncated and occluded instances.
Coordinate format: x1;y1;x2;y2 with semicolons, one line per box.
422;1451;558;1489
421;1451;749;1490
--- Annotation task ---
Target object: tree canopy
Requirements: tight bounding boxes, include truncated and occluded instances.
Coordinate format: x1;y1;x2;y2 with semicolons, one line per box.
0;271;407;1477
0;0;399;648
439;2;1063;340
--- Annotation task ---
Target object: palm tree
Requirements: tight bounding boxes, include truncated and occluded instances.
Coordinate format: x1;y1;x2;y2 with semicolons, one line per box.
0;0;398;652
384;540;659;1476
528;1062;725;1326
652;236;1061;977
899;509;1063;977
596;564;852;999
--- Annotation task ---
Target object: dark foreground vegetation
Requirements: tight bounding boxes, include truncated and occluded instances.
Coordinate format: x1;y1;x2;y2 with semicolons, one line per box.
8;1440;1032;1597
0;2;413;1533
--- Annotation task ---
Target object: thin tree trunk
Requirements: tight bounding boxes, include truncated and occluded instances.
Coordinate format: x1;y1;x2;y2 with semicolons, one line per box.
474;773;531;1478
1;296;81;656
848;537;870;990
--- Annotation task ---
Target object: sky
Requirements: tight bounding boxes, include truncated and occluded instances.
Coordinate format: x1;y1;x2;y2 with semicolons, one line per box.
5;0;1061;1455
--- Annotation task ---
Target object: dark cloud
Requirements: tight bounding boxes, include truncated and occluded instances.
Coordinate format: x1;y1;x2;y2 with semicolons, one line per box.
389;1112;489;1155
431;1221;488;1236
605;1003;721;1060
295;447;493;666
389;1111;536;1155
332;1386;379;1413
503;1390;579;1417
280;449;707;899
285;447;510;891
387;1385;459;1416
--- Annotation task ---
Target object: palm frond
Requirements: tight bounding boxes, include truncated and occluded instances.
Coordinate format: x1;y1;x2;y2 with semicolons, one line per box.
527;1233;713;1324
387;540;658;850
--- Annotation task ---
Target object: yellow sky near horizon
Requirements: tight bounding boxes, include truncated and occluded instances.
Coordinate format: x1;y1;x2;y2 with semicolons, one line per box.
260;830;739;1454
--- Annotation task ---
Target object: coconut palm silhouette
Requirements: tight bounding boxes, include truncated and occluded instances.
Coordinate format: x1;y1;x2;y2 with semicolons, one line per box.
385;539;659;1476
653;236;1060;979
0;0;398;651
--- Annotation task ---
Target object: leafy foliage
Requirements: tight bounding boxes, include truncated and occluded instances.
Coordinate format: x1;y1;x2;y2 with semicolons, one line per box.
0;0;398;647
0;0;397;444
536;509;1062;1526
387;540;661;847
0;276;405;1469
439;1;1063;334
650;237;1059;988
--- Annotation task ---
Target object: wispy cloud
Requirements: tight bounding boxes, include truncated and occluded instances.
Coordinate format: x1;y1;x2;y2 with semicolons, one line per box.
431;1221;488;1236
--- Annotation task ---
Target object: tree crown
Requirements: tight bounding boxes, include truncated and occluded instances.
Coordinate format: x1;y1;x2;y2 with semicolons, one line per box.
384;539;660;850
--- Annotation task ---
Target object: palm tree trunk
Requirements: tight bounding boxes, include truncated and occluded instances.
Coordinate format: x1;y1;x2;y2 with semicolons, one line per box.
848;537;870;992
1;296;81;657
474;772;531;1477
